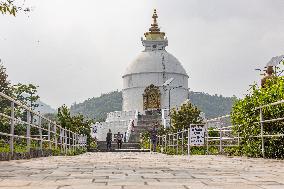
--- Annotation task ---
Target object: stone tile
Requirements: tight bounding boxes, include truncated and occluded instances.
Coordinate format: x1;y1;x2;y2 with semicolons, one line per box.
259;185;284;189
0;152;283;189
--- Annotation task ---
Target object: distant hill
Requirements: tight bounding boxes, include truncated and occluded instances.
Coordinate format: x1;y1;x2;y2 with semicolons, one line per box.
70;90;237;121
36;100;56;114
70;91;122;121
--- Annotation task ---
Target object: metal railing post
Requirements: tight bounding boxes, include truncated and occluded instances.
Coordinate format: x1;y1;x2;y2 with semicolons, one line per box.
181;130;184;154
172;134;174;151
187;128;190;156
54;123;57;149
27;111;31;153
48;122;51;149
219;127;222;154
68;129;71;150
206;127;208;155
260;108;265;158
149;137;152;152
72;132;75;150
10;101;15;156
60;128;63;153
75;134;78;149
237;125;240;147
64;129;67;153
39;116;43;153
164;134;168;153
176;133;179;154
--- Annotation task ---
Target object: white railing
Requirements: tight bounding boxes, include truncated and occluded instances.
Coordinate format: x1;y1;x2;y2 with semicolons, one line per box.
0;92;87;156
205;115;239;154
154;99;284;157
156;129;191;155
125;119;135;142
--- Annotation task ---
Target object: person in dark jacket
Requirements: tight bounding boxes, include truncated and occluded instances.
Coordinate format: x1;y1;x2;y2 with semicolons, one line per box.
151;123;158;152
106;129;112;151
116;132;123;149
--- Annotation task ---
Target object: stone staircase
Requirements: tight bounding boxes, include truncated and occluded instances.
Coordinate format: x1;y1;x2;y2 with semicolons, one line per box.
128;114;161;143
96;141;150;152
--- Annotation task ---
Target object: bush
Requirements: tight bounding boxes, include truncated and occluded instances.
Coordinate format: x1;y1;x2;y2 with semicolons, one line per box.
231;76;284;159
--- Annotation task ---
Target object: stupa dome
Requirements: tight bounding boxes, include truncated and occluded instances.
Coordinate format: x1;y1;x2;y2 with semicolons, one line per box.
122;9;189;112
123;50;188;77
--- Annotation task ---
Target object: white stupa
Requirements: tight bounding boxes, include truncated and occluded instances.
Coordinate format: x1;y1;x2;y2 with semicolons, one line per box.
122;9;189;113
93;9;189;141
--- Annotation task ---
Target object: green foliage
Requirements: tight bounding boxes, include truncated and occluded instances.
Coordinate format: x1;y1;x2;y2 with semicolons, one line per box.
0;1;17;16
0;0;31;16
89;140;97;150
0;63;12;94
0;63;13;135
231;76;284;158
171;101;203;131
0;63;13;112
13;83;40;110
58;105;93;150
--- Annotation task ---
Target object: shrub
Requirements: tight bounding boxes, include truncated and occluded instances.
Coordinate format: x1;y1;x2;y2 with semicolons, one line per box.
231;76;284;159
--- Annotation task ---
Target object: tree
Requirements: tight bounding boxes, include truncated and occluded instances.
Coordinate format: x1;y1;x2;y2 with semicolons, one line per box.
13;83;40;110
57;105;73;130
231;70;284;158
0;0;30;16
0;0;16;16
0;63;12;135
0;62;12;95
57;105;93;149
171;101;203;132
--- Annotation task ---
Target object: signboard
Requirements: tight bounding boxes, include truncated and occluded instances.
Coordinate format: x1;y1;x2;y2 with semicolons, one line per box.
91;124;97;139
92;125;97;134
190;124;205;146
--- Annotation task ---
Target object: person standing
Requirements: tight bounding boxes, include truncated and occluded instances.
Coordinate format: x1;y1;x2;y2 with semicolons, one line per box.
124;132;127;143
151;123;158;152
106;129;112;151
116;132;123;149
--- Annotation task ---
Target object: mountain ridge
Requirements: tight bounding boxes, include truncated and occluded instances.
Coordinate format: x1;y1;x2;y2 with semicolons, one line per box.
70;90;237;121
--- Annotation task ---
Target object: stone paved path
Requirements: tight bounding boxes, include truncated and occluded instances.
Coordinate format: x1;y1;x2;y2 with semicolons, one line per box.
0;152;284;189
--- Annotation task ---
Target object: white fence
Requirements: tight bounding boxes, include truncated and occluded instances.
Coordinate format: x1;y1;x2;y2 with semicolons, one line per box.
0;92;87;156
154;99;284;157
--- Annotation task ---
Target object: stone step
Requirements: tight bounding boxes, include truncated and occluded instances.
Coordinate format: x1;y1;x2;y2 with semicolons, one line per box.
96;148;150;152
97;142;141;151
114;149;150;152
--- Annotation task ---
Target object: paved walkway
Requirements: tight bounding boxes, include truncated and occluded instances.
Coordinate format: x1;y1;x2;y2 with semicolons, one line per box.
0;152;284;189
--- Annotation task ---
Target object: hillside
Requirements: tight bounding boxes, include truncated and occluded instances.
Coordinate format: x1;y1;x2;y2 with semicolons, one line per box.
188;92;237;118
70;90;237;121
70;91;122;121
36;100;56;114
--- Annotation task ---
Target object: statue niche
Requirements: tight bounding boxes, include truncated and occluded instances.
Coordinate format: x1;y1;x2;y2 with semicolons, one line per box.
143;84;161;110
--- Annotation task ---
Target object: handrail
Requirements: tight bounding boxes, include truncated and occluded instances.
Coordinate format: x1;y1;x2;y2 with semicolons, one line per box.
151;98;284;157
0;92;87;156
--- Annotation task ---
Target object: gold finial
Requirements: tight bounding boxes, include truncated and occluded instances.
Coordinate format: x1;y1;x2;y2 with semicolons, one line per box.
149;9;160;33
144;9;165;40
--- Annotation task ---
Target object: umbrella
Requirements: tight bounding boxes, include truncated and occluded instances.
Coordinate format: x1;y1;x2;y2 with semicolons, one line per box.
266;55;284;66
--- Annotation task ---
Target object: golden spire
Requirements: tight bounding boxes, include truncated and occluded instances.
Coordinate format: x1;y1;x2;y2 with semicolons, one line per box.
149;9;160;33
144;9;165;40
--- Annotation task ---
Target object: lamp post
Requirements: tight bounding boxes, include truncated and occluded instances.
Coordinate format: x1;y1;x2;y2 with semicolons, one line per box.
168;85;182;126
168;86;183;113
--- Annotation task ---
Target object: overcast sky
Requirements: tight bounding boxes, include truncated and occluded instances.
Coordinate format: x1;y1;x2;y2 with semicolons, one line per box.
1;0;284;108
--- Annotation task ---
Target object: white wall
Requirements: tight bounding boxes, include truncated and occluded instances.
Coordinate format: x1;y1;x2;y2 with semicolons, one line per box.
122;72;188;112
